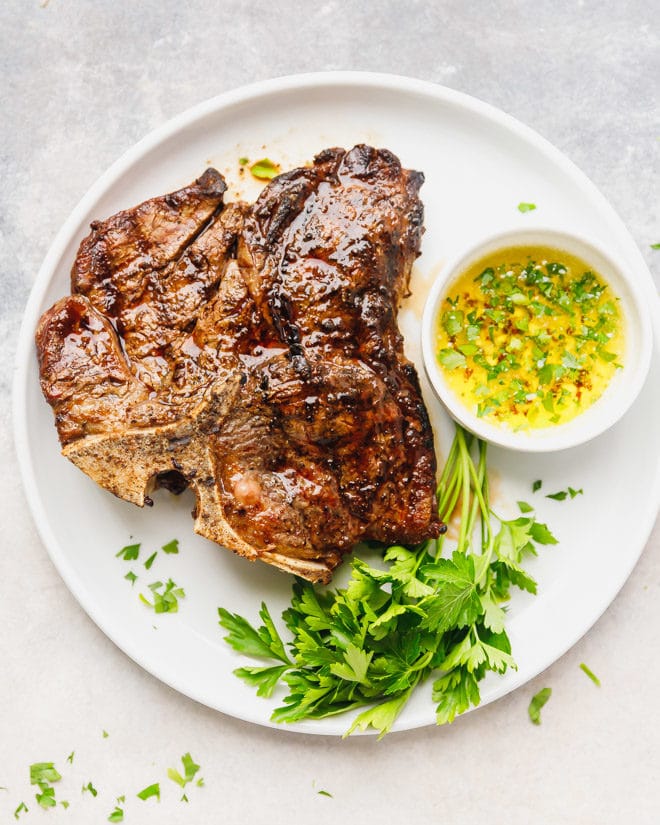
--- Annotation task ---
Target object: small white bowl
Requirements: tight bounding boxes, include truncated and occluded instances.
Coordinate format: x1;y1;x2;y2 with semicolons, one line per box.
421;227;653;452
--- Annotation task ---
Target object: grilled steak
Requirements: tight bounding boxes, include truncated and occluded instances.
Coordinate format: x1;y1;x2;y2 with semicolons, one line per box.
36;146;442;583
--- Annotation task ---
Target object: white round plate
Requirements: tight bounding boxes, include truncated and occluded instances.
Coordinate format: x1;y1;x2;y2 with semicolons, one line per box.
14;72;660;736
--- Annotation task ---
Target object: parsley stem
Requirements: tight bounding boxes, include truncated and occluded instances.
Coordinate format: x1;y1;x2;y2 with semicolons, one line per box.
456;429;472;553
465;439;491;548
436;435;461;492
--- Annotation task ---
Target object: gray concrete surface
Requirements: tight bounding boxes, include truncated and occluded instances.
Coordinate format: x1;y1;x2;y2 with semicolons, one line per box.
1;1;659;823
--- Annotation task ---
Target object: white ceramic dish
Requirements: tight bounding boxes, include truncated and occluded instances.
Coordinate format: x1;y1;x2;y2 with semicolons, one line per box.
421;227;653;452
13;72;660;736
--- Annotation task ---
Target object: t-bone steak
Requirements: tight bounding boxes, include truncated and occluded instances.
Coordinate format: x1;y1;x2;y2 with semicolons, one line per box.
36;145;442;582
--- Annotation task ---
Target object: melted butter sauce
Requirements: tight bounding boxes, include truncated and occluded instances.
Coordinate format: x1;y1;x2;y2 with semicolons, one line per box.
435;245;625;430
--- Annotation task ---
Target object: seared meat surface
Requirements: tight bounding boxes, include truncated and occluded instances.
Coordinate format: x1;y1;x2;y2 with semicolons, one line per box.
36;146;441;582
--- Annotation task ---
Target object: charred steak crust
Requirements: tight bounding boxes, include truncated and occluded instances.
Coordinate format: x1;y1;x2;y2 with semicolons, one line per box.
36;147;441;583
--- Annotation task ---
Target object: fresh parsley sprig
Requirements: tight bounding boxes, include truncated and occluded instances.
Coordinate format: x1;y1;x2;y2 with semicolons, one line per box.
219;426;557;737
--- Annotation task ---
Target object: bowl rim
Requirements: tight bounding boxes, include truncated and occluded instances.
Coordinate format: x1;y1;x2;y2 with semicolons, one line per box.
420;225;654;453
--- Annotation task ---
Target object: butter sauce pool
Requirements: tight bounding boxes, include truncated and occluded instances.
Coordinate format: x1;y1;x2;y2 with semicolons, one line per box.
435;245;624;429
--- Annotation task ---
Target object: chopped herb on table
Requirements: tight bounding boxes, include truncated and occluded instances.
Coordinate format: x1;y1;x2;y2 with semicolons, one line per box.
30;763;61;786
580;663;601;686
317;790;333;798
528;687;552;724
219;426;557;737
36;787;56;809
14;801;28;819
108;806;124;822
650;243;660;250
167;753;201;789
82;781;98;797
144;551;158;570
30;762;62;809
517;202;537;213
162;539;179;554
137;783;160;802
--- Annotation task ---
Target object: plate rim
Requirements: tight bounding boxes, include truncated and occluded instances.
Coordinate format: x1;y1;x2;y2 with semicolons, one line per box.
13;71;660;736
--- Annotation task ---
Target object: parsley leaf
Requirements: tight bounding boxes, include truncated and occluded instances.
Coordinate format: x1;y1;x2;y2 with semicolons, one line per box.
317;790;333;797
116;543;140;561
30;763;61;785
528;687;552;724
517;500;534;513
137;783;160;802
580;662;601;686
546;486;583;501
124;571;138;585
532;479;542;492
82;781;98;797
162;539;179;554
66;752;74;764
140;579;185;613
219;604;292;663
36;787;56;809
250;158;280;180
144;551;157;570
650;243;660;250
108;807;124;822
167;753;201;788
517;202;537;213
14;802;28;819
438;348;466;370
